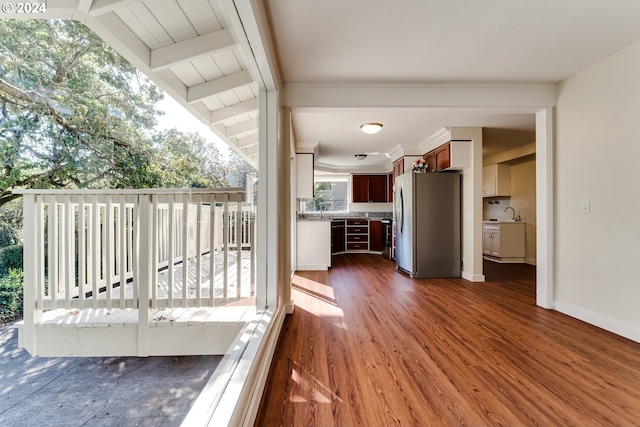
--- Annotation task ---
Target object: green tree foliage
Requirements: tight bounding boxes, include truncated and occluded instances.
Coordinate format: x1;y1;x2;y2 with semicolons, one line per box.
227;149;256;187
148;129;229;188
0;244;22;276
0;269;23;324
0;199;21;246
0;19;163;207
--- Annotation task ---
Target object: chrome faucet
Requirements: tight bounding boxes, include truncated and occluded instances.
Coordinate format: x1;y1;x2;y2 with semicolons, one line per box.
504;206;516;221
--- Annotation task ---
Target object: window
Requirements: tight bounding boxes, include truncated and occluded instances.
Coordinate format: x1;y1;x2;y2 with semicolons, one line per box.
301;175;349;213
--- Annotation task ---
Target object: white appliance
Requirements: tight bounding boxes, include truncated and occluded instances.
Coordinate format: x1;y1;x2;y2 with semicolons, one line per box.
394;172;460;278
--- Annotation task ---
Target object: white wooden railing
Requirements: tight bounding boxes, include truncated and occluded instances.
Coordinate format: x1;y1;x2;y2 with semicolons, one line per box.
17;188;256;315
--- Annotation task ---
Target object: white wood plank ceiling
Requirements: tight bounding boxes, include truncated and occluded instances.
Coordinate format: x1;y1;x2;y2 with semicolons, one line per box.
6;0;260;167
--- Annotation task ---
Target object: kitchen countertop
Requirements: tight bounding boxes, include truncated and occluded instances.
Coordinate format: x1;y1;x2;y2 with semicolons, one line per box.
483;220;525;224
297;212;392;221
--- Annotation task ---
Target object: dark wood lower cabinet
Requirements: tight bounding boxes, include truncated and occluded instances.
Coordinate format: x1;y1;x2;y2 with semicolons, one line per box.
369;220;383;251
331;221;345;254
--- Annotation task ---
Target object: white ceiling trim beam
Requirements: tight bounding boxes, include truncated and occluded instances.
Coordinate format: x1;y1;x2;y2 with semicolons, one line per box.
210;98;258;123
219;118;258;138
90;13;151;70
77;0;93;13
234;134;259;148
86;0;146;16
150;29;236;71
187;70;253;103
240;144;259;156
283;83;557;109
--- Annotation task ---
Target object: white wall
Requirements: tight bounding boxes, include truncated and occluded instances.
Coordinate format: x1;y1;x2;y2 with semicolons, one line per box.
555;39;640;341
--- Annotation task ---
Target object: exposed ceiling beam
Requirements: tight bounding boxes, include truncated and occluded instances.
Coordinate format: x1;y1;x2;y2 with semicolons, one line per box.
187;70;252;103
235;133;259;148
85;0;145;16
77;0;94;13
240;144;259;156
150;29;236;71
91;12;151;71
220;118;258;138
210;98;258;124
283;83;557;109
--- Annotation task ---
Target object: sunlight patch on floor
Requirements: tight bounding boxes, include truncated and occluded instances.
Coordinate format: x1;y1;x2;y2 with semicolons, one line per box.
291;274;345;325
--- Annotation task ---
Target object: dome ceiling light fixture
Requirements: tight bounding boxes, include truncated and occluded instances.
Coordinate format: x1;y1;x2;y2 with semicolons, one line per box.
353;154;368;161
360;122;383;134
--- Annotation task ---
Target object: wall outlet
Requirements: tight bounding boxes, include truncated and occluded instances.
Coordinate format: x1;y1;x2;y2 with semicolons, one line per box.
581;201;590;214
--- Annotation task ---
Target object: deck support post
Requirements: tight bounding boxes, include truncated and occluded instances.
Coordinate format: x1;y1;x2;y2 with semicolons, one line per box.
137;194;153;356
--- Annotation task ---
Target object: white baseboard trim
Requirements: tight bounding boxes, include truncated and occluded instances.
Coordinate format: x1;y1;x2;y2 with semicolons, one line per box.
554;301;640;344
526;258;537;265
296;264;328;271
285;302;295;314
462;271;485;282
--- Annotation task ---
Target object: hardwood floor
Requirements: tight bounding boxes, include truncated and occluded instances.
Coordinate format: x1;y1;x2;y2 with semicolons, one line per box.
255;254;640;426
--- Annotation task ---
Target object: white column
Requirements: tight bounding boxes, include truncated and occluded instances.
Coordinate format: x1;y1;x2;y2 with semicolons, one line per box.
21;194;42;355
536;108;554;309
136;194;152;356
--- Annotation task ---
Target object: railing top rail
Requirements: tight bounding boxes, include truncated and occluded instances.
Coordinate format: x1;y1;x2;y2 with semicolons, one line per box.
13;188;246;196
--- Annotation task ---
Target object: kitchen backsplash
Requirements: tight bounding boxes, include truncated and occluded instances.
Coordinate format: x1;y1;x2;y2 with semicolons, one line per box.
484;198;514;221
297;211;392;220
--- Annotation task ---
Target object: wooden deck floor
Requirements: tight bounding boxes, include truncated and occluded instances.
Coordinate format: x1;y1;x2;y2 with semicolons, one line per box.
109;249;254;301
255;253;640;426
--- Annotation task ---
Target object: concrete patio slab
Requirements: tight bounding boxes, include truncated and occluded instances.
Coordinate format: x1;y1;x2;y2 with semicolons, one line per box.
0;323;221;426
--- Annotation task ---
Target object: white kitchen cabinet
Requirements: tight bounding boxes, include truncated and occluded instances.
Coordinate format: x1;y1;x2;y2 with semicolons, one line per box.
296;221;331;270
296;153;314;199
482;222;525;263
482;164;511;197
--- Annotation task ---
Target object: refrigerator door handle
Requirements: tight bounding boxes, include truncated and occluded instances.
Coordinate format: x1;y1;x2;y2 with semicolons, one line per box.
398;187;404;235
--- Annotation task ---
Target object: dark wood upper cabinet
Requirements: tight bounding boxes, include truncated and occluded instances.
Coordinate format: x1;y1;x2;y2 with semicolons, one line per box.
369;175;387;202
352;174;389;203
352;175;370;203
423;151;436;172
392;158;404;178
435;143;451;171
422;141;470;173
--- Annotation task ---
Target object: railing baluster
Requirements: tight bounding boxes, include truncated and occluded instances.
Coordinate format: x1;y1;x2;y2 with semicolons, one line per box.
91;195;100;308
65;197;76;307
119;195;126;307
209;200;216;307
182;195;189;307
223;195;229;303
48;199;58;309
105;196;114;309
36;196;44;308
151;195;159;308
78;198;86;304
196;194;202;307
236;202;242;299
250;210;256;296
130;203;138;304
168;197;175;307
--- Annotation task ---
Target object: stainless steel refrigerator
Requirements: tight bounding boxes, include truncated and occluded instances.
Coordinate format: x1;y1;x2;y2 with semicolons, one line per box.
394;172;460;278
